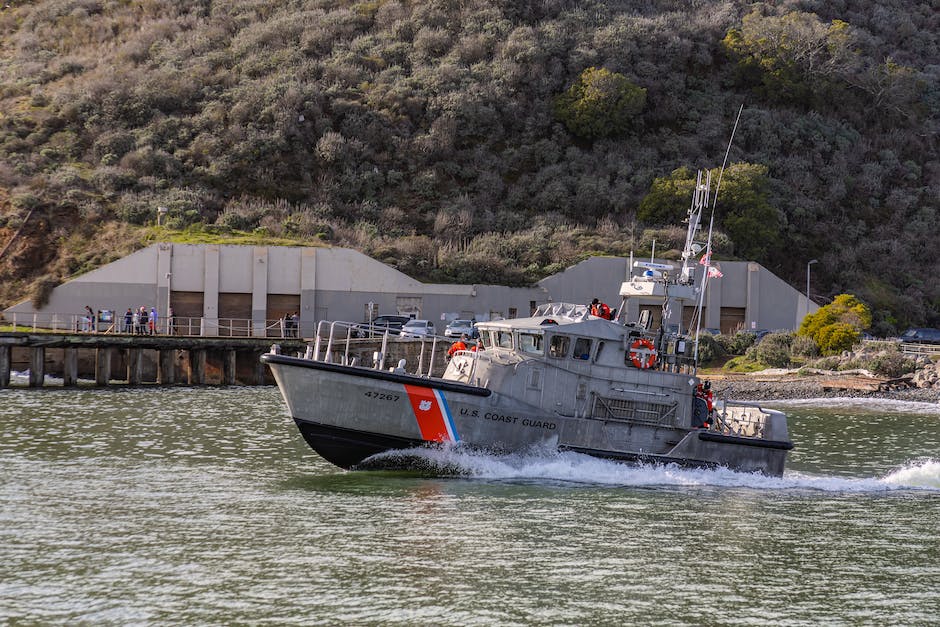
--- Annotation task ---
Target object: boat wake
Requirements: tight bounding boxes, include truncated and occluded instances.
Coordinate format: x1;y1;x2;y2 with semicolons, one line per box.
361;445;940;493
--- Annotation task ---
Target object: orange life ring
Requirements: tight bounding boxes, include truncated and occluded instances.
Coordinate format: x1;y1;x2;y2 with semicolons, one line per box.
630;339;657;369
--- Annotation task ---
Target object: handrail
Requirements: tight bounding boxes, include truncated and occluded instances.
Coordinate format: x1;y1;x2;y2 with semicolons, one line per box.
3;312;311;338
303;319;450;377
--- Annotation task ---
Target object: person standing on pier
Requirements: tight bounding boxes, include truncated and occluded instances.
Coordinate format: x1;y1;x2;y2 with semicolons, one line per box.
123;308;133;334
84;305;96;332
138;306;148;335
150;307;159;335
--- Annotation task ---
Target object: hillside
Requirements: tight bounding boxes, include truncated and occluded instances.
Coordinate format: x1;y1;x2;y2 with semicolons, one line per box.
1;0;938;334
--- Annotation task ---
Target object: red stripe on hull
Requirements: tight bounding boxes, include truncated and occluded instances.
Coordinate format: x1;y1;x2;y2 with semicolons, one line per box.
404;384;449;442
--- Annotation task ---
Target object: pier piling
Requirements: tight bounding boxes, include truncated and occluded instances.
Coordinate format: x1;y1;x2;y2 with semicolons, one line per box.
63;348;78;386
29;347;44;387
95;348;112;386
0;332;308;388
1;345;11;388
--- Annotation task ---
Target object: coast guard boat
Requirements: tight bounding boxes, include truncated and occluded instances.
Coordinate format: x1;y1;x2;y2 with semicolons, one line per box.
263;171;793;476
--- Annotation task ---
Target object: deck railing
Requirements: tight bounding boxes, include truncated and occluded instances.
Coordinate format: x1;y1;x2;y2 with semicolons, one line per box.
310;320;446;377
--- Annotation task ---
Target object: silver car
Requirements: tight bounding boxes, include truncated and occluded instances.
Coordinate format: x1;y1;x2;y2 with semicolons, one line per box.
400;319;436;337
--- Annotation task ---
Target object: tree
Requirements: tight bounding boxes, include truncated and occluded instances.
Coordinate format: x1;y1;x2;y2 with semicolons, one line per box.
553;67;646;140
722;10;859;106
637;163;781;261
798;293;872;354
717;163;781;261
637;167;695;226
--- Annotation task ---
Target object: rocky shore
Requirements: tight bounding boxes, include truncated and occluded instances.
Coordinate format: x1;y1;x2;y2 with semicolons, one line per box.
706;373;940;403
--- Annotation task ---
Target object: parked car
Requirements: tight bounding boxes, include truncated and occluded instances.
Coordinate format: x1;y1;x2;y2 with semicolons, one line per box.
899;328;940;344
702;328;722;336
444;319;478;338
400;319;436;338
352;314;411;338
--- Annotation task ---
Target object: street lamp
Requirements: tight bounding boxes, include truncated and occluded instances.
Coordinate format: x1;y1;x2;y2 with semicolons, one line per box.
165;272;172;333
806;259;818;302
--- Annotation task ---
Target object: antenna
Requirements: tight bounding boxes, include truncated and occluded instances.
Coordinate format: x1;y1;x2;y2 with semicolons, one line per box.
693;105;744;365
711;103;744;210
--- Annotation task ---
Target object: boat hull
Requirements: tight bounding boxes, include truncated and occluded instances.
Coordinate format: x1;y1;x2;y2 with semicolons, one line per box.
263;354;791;476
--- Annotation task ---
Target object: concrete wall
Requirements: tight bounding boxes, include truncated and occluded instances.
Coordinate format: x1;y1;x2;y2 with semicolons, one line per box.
5;243;545;333
4;243;815;333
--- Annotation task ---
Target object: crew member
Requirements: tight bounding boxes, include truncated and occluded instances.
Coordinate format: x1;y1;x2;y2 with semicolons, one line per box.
590;298;612;320
447;334;469;358
694;381;714;428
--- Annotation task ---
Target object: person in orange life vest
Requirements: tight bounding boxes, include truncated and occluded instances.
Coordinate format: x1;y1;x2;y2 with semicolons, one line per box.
447;334;469;358
590;298;611;320
470;338;483;352
694;381;714;428
702;381;714;410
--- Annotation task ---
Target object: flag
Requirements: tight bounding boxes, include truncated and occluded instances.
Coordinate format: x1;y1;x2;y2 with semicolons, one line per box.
699;252;711;266
707;265;723;279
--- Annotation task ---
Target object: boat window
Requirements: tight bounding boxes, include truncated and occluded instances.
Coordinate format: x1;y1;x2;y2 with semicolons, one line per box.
573;338;592;360
518;332;544;355
549;335;570;358
495;330;513;349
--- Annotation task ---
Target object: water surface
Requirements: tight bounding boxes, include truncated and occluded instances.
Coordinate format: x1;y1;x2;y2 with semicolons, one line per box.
1;387;938;625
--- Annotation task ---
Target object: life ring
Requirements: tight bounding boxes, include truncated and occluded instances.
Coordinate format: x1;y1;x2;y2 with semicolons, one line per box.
629;339;657;369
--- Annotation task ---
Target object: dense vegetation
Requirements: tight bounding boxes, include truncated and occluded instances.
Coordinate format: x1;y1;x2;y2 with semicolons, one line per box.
1;0;938;334
701;330;917;378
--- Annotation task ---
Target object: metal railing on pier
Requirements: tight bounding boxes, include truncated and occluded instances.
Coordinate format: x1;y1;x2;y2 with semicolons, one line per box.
3;312;310;339
897;342;940;356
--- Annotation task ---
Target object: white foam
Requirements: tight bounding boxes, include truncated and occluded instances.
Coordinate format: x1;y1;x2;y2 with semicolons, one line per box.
882;459;940;489
366;446;940;493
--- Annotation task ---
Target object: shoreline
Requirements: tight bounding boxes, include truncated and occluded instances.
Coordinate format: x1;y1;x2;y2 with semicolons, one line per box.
707;374;940;404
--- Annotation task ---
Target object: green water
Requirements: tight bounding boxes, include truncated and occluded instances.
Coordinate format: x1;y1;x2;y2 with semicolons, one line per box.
1;387;938;625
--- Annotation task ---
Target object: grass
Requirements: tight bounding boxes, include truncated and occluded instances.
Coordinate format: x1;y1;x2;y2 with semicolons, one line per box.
141;225;320;248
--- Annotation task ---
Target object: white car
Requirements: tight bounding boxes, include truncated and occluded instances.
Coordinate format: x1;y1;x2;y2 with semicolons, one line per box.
400;319;436;337
444;319;478;338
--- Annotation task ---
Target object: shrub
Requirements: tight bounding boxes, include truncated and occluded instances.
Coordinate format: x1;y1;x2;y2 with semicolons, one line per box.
92;166;137;192
727;331;757;355
30;275;58;309
868;352;917;378
790;334;819;358
837;357;864;371
754;332;793;368
115;198;155;225
695;333;725;365
809;356;843;370
92;130;136;162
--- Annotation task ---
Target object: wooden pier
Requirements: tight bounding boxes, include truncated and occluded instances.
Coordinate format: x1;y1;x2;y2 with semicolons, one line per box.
0;332;309;388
